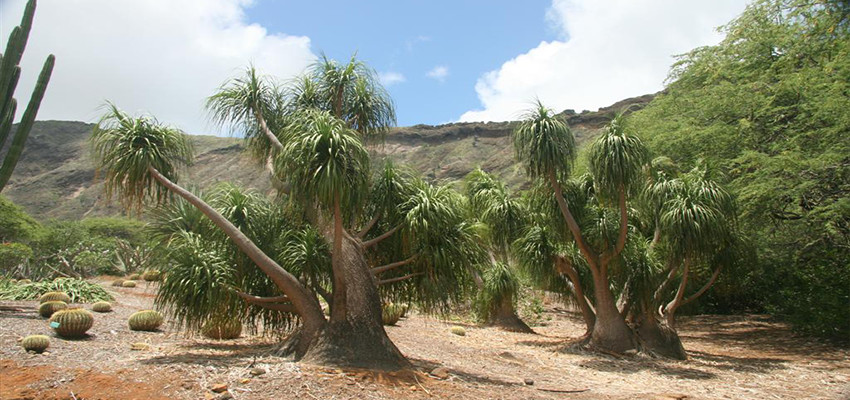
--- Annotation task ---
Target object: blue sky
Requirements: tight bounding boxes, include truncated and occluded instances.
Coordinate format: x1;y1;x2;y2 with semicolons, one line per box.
0;0;749;134
244;1;554;125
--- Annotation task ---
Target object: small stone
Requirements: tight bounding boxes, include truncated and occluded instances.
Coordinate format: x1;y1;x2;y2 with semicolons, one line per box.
524;378;534;385
250;367;266;376
240;378;251;384
624;349;638;356
42;351;50;356
430;367;450;379
211;383;228;393
217;392;234;400
181;381;194;390
409;385;418;391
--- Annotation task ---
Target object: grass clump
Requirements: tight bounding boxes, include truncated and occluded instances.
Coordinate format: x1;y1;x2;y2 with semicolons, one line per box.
0;278;113;303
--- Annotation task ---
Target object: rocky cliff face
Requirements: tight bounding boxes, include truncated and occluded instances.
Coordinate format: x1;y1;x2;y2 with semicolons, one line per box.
1;94;653;220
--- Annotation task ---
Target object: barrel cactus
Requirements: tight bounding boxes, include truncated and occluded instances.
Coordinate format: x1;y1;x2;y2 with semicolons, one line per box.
142;270;161;282
382;303;403;326
450;326;466;336
39;291;71;304
128;310;163;331
21;335;50;353
49;308;94;338
121;280;136;288
18;279;31;284
38;300;67;318
111;279;125;287
91;301;112;313
201;318;242;340
127;273;141;280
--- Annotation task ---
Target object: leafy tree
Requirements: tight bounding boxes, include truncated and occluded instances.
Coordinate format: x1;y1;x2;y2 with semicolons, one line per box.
93;56;483;369
630;0;849;339
464;168;533;332
513;104;647;353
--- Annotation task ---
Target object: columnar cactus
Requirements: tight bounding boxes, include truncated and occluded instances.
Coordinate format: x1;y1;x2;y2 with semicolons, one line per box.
142;270;161;282
49;308;94;338
0;0;56;192
201;318;242;340
121;280;137;288
91;301;112;313
128;310;163;331
21;334;49;353
39;291;71;304
38;300;67;317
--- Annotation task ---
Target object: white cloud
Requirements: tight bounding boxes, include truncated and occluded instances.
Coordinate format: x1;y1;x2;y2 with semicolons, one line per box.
460;0;748;122
0;0;316;135
379;71;406;86
426;65;449;82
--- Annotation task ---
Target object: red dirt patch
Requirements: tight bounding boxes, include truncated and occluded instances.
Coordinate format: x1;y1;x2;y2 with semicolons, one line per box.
0;360;174;400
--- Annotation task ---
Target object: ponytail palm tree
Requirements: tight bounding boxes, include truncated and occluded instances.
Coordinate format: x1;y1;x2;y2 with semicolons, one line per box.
93;56;481;370
513;103;648;353
91;105;327;348
464;168;533;332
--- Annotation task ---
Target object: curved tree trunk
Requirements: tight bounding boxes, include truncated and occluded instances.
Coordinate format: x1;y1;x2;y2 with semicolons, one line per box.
555;256;595;336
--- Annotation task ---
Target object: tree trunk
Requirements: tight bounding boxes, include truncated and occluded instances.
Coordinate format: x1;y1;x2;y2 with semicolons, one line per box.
486;295;535;333
148;167;326;351
634;309;686;360
301;234;408;370
555;256;595;336
588;265;636;353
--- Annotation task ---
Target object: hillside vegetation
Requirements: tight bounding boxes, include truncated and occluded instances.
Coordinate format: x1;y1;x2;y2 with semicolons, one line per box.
2;95;651;220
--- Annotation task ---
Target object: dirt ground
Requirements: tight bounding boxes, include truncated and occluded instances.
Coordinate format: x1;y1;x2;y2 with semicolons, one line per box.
1;280;848;400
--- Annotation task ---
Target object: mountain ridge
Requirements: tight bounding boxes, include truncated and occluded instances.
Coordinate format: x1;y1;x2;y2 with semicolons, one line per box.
1;94;653;220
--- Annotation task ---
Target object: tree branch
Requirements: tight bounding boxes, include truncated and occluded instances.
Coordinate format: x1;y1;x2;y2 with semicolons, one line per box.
679;264;723;308
253;302;297;312
548;171;598;271
357;212;381;238
234;290;290;304
254;107;283;150
362;223;402;248
377;272;424;285
371;255;416;275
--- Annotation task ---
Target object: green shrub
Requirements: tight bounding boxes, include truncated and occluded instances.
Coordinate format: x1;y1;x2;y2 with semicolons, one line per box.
38;301;67;317
21;335;49;353
49;308;94;338
128;310;163;331
0;278;112;303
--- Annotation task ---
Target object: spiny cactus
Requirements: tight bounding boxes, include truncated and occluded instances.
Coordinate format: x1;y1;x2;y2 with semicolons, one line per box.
91;301;112;313
450;326;466;336
121;280;136;288
382;303;403;326
18;279;31;284
399;303;410;318
21;334;49;353
39;291;71;304
142;270;161;282
128;310;163;331
201;317;242;340
49;308;94;338
38;300;67;317
126;273;141;280
0;0;56;193
111;279;125;287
